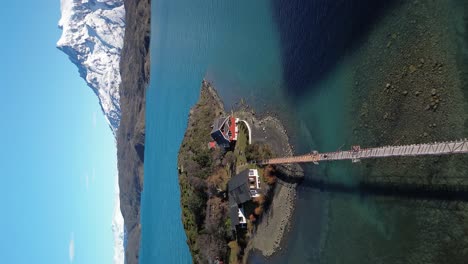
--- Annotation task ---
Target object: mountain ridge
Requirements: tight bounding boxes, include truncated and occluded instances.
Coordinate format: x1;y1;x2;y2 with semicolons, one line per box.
116;0;151;262
57;1;126;263
57;0;125;133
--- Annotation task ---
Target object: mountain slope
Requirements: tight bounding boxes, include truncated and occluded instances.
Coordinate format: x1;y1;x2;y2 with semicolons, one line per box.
57;1;126;263
116;0;150;262
57;0;125;133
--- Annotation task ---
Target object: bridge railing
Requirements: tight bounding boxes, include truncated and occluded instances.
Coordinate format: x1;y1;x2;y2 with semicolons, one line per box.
259;139;468;165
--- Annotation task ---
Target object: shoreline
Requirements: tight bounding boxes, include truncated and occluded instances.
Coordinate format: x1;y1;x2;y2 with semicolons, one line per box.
117;0;151;263
232;100;304;260
178;81;303;262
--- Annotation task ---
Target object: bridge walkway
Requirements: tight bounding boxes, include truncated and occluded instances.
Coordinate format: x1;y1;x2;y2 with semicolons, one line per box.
261;139;468;165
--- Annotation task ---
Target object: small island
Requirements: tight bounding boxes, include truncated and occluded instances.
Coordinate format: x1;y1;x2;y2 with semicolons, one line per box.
177;80;303;263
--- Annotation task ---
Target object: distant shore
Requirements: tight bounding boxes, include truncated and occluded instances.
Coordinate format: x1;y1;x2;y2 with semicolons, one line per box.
116;0;151;263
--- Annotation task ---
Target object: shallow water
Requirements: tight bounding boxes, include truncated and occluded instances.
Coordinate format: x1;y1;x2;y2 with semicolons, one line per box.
141;0;468;263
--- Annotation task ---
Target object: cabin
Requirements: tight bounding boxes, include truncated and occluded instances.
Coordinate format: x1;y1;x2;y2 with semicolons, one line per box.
227;169;262;230
210;116;238;149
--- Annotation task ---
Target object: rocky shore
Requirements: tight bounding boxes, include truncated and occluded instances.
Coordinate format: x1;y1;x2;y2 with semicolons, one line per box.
116;0;150;263
235;105;304;259
177;81;303;263
246;180;297;258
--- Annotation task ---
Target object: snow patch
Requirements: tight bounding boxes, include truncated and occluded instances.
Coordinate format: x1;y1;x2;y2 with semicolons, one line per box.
57;0;125;133
57;1;126;263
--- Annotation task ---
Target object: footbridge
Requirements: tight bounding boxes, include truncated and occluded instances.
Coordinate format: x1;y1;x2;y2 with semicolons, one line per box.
260;139;468;165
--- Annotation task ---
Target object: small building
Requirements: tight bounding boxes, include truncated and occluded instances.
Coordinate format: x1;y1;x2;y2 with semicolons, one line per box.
210;116;238;149
247;169;261;198
228;170;252;204
227;169;262;230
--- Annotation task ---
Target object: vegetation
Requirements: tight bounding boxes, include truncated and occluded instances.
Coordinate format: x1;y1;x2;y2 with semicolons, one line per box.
178;83;232;263
262;165;277;185
245;143;273;162
178;81;279;263
234;123;249;169
229;129;276;263
228;241;241;264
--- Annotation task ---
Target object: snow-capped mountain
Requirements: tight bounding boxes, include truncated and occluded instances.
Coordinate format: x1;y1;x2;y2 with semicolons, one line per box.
57;0;125;133
57;1;126;263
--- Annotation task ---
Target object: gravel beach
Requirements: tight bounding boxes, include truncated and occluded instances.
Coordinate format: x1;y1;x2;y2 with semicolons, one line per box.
236;110;304;258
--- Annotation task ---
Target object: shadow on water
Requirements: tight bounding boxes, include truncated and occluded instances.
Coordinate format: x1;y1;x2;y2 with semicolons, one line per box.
274;163;468;205
270;0;399;97
298;176;468;205
249;170;468;263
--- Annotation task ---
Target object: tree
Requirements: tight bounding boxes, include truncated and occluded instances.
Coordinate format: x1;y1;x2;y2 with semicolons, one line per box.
253;194;266;205
246;143;273;162
263;165;277;185
206;168;228;196
184;159;201;178
188;176;206;191
254;206;264;216
205;197;227;234
249;214;256;223
194;149;212;168
187;192;206;228
222;151;236;167
211;147;224;162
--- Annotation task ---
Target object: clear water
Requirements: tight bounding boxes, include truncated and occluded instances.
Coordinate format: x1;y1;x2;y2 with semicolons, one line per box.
141;1;282;263
140;0;461;263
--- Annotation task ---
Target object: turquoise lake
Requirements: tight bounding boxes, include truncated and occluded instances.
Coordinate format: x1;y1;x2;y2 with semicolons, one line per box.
141;0;384;262
141;1;285;262
140;0;467;263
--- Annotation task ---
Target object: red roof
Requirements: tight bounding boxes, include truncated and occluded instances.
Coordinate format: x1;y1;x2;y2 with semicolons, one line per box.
229;116;236;141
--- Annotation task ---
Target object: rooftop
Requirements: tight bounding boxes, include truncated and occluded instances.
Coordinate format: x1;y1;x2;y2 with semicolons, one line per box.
228;170;251;205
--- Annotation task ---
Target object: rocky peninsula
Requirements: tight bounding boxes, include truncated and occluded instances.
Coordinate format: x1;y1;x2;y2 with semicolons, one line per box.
116;0;150;263
177;80;303;263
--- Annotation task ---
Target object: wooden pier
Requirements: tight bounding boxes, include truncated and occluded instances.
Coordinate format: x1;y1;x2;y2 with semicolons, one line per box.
260;139;468;165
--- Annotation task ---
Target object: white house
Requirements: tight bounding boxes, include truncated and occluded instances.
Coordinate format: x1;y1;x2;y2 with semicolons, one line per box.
248;169;261;198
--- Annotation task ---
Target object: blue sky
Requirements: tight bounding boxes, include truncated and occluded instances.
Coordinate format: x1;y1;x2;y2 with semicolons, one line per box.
0;1;116;263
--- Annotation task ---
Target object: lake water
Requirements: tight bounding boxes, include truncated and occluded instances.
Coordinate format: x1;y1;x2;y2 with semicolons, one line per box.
141;1;283;262
141;0;466;263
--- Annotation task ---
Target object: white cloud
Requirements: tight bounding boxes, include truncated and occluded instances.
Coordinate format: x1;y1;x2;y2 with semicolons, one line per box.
69;233;75;262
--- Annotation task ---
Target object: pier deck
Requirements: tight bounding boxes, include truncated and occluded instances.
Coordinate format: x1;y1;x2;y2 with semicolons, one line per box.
261;139;468;165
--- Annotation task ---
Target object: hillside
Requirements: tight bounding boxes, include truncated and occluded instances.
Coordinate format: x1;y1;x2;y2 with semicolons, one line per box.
116;0;150;263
